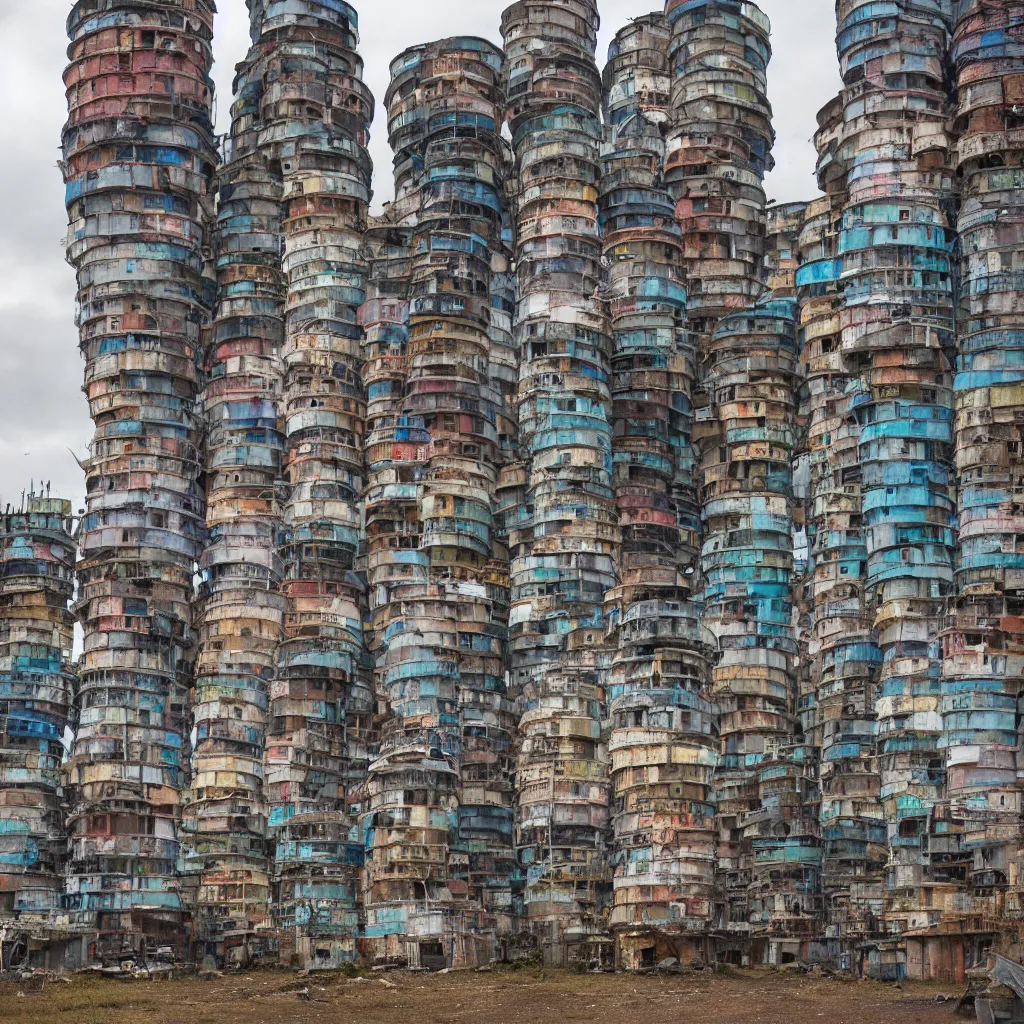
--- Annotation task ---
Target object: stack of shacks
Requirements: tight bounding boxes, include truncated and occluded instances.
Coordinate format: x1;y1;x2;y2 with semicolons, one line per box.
493;232;528;938
43;0;1024;979
408;40;521;959
62;0;217;964
768;205;817;853
700;292;809;961
484;132;521;951
266;0;376;970
185;0;284;964
663;0;775;952
768;208;816;860
832;0;960;968
188;0;378;970
359;42;424;967
0;495;77;937
801;102;887;961
362;36;516;970
744;204;825;961
939;0;1024;953
598;13;718;970
501;0;618;969
359;153;422;962
664;0;774;360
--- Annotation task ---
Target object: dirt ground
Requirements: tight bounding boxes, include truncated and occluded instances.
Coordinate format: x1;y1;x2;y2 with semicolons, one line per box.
0;967;966;1024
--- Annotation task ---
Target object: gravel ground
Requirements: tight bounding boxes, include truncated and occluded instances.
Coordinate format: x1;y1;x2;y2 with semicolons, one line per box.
0;965;965;1024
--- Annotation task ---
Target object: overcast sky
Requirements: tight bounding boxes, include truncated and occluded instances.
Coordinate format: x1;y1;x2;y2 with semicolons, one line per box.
0;0;840;514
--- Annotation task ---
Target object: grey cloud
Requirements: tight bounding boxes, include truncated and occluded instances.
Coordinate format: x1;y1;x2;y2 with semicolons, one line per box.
757;0;843;204
0;0;89;510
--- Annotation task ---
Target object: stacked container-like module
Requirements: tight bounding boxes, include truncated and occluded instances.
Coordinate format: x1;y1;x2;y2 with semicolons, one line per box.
501;0;618;966
598;14;718;969
62;0;217;962
186;2;284;958
362;36;516;969
943;0;1024;923
832;0;959;941
268;0;375;969
0;496;77;921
